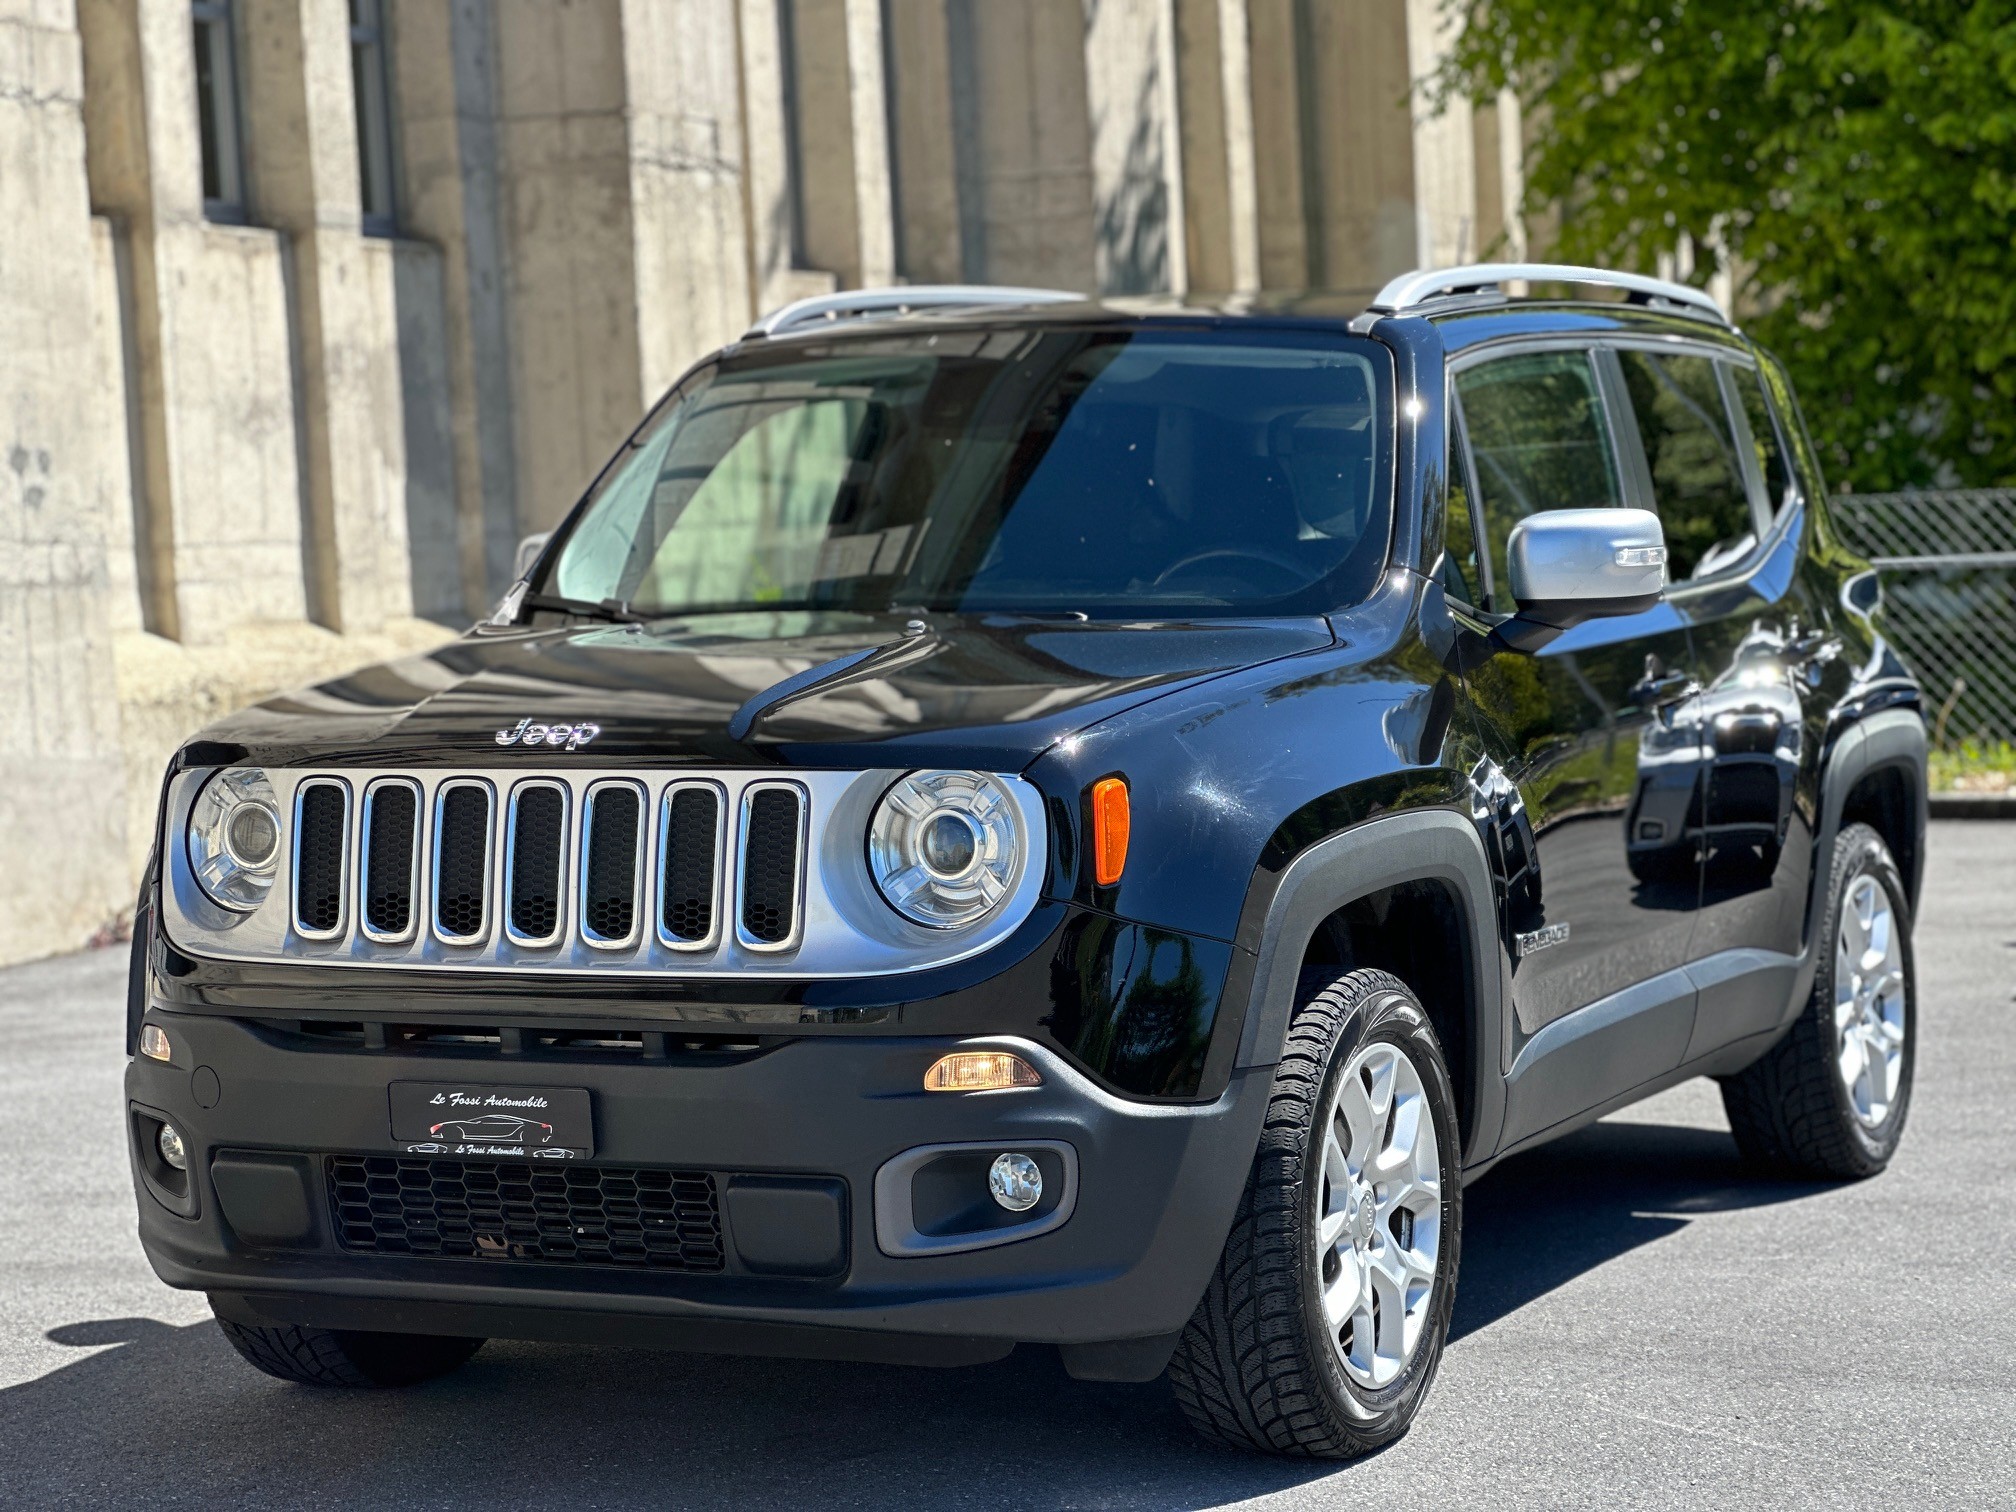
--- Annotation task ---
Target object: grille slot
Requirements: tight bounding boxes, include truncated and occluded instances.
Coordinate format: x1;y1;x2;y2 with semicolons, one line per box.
292;781;350;939
658;783;723;948
506;782;568;946
739;785;805;950
360;780;419;941
581;782;644;946
432;782;494;942
326;1154;724;1273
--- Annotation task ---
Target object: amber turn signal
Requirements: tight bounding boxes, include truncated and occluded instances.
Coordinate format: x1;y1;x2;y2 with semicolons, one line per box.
139;1024;172;1063
923;1051;1043;1092
1091;776;1130;886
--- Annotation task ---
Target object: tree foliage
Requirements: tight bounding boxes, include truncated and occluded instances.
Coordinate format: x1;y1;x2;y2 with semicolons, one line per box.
1440;1;2016;490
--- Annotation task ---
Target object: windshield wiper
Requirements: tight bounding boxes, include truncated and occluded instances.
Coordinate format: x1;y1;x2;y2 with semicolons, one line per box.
518;592;643;625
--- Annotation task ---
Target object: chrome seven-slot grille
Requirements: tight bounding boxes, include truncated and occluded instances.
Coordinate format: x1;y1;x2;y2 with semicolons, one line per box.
288;771;803;958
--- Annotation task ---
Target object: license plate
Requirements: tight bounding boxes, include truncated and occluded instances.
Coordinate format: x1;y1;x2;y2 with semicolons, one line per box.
389;1082;594;1160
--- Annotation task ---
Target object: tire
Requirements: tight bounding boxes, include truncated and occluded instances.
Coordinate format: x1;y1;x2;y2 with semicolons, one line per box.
1168;968;1462;1459
213;1310;485;1387
1719;822;1916;1179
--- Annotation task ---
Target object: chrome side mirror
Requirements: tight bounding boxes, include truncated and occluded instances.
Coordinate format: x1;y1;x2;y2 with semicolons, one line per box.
514;531;552;580
1507;507;1667;631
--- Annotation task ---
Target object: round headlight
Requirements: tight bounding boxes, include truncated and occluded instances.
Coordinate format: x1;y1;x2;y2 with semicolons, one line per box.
188;766;283;911
868;770;1023;929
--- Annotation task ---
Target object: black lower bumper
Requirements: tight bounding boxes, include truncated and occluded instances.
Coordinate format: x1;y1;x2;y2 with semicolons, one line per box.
128;1009;1270;1370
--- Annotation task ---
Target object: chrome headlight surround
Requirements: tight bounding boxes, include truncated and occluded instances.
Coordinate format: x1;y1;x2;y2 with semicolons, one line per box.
186;766;284;912
867;770;1024;930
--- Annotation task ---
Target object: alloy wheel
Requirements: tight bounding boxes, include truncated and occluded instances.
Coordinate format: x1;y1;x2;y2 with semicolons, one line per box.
1314;1040;1443;1389
1835;872;1907;1127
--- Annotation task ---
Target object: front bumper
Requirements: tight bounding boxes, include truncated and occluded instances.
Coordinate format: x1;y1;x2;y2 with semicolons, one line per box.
127;1009;1270;1362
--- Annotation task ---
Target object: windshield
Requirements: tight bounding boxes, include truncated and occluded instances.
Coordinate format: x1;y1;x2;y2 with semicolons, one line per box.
536;325;1393;621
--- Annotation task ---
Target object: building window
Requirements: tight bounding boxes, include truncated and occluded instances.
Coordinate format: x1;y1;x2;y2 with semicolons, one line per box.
349;0;398;233
192;0;246;221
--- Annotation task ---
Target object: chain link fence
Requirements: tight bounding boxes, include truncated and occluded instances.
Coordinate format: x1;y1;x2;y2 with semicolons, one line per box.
1831;490;2016;748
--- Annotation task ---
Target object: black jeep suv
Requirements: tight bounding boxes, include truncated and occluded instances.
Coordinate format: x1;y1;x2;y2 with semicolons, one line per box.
127;267;1927;1458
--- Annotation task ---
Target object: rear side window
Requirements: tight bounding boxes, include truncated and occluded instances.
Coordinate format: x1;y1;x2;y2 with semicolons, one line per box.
1729;364;1796;518
1614;350;1755;582
1454;349;1623;613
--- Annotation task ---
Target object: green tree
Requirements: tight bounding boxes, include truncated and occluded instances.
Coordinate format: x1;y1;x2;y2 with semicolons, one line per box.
1440;1;2016;491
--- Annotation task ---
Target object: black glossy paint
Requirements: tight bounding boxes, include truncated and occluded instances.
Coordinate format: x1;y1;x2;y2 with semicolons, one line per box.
145;295;1924;1129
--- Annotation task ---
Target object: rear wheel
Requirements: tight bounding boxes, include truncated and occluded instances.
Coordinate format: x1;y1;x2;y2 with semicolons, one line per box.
1719;822;1915;1179
213;1308;484;1387
1169;968;1461;1458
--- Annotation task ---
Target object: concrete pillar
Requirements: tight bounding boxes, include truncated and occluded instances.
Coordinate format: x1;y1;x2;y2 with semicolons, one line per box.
1;2;132;960
80;0;311;645
1404;0;1477;269
393;0;523;613
1243;0;1309;289
778;0;897;292
1171;0;1259;294
618;0;754;397
237;0;415;634
884;0;963;283
956;0;1097;290
1085;0;1187;295
1302;0;1420;291
484;0;644;534
737;0;800;316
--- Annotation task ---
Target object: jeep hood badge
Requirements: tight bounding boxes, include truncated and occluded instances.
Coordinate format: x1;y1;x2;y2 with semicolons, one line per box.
495;717;602;752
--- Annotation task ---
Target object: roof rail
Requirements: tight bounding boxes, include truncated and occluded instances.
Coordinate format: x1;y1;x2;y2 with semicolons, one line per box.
747;284;1084;339
1366;263;1729;326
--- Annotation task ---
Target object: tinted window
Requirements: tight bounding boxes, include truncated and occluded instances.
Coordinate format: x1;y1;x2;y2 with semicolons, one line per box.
546;329;1393;619
1615;350;1755;581
1729;364;1795;518
1454;349;1622;613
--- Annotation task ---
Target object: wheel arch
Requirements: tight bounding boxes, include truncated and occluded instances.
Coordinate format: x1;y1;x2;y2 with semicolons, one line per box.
1814;708;1927;930
1227;808;1505;1167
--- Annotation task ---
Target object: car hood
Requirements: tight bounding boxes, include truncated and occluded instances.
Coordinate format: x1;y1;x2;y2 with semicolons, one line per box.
181;611;1337;772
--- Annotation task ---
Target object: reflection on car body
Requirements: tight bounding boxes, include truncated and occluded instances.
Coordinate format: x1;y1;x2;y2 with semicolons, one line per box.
1626;622;1804;883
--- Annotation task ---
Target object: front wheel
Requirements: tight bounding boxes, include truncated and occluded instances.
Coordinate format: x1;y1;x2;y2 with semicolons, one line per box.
1169;968;1462;1458
1719;822;1916;1179
213;1306;485;1387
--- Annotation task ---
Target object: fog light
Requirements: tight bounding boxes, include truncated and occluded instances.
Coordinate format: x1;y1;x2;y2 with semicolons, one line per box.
157;1123;188;1171
138;1024;172;1063
923;1051;1041;1093
988;1152;1042;1212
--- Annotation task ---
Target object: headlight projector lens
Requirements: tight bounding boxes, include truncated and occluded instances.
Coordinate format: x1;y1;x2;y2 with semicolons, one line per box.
868;770;1023;929
187;766;283;911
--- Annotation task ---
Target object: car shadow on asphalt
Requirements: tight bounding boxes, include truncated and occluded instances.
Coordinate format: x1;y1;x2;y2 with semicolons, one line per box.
1;1118;1830;1510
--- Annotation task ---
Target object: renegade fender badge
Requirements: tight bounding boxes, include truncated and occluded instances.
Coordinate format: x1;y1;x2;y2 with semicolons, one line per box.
1515;922;1570;957
495;717;601;752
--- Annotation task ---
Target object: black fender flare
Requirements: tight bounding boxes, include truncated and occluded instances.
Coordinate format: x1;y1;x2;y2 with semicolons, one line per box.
1785;707;1927;1026
1219;808;1505;1167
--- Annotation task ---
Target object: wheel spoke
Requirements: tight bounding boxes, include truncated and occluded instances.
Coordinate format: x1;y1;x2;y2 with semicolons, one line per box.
1335;1076;1380;1170
1323;1249;1364;1330
1837;1030;1866;1099
1319;1205;1351;1250
1373;1092;1423;1184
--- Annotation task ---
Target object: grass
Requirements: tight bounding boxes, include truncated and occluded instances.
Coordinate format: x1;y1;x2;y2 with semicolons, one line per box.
1929;738;2016;794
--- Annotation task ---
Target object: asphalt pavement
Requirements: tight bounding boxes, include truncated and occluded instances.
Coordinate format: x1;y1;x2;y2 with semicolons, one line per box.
3;821;2011;1509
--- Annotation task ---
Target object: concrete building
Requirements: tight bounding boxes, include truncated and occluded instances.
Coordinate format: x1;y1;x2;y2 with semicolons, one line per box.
0;0;1524;965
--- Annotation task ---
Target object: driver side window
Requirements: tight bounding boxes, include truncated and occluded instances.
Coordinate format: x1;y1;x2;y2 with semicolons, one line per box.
1452;349;1623;614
